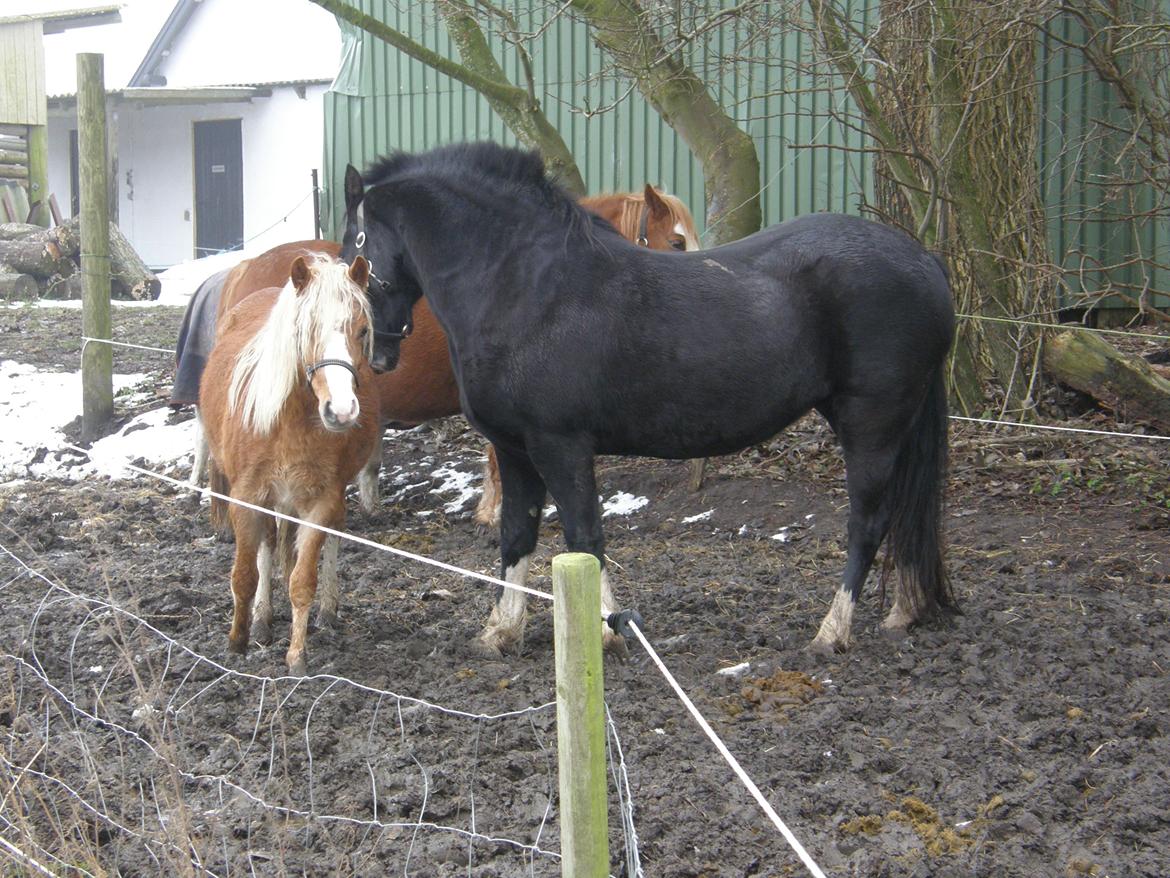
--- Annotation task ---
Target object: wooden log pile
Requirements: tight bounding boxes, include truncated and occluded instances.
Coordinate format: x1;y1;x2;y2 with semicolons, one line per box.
0;218;160;301
1044;329;1170;433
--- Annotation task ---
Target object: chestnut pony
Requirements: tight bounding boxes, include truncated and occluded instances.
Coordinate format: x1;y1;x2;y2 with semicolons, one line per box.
198;183;699;530
200;255;379;675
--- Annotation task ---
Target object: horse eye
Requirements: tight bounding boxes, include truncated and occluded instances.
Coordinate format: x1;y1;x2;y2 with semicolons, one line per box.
359;326;369;339
670;239;686;251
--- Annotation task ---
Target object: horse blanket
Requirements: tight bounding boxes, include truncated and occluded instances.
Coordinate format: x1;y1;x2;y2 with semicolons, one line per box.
170;267;232;406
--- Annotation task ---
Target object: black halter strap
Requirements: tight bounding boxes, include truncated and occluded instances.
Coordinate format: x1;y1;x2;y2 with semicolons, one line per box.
352;200;412;341
306;359;360;387
636;202;650;247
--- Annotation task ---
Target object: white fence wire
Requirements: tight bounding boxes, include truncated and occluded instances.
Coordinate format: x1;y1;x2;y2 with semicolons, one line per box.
0;542;645;877
9;309;1167;876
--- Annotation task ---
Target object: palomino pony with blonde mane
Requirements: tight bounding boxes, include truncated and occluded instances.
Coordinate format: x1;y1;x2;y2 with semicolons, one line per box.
200;254;379;675
192;181;700;531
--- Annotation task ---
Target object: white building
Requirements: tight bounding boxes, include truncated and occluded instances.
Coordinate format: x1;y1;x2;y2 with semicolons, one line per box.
40;0;341;269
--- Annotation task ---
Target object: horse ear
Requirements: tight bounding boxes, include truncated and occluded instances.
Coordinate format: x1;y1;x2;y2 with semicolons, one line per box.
344;164;365;215
643;183;670;219
290;256;311;294
348;255;370;288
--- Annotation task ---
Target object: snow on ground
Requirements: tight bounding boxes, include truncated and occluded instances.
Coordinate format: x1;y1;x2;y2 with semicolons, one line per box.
1;251;656;521
0;359;193;482
155;248;258;306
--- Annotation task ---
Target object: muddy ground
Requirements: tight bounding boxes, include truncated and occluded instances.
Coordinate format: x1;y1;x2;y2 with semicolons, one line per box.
1;302;1169;877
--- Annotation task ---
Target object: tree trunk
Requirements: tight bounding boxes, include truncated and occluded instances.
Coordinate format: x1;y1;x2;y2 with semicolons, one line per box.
1044;330;1170;431
815;0;1055;415
312;0;586;194
438;3;586;194
570;0;762;245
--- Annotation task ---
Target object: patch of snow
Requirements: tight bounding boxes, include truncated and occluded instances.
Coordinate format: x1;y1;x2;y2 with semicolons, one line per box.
771;528;791;543
429;464;480;513
682;509;715;524
716;661;751;678
0;362;192;481
156;250;254;306
602;492;649;517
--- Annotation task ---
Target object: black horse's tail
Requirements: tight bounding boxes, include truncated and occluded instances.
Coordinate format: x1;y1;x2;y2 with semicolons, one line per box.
886;365;953;617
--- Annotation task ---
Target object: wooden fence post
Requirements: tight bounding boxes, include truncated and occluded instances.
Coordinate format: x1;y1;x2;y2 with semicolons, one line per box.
552;552;609;877
77;53;112;440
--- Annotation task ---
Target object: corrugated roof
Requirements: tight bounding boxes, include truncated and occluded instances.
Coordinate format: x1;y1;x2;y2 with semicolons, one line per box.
46;78;330;102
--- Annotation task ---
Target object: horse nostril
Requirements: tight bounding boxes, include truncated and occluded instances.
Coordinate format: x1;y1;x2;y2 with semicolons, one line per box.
323;401;335;422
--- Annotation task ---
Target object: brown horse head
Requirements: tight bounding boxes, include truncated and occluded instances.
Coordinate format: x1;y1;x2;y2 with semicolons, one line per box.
581;186;701;252
227;255;373;436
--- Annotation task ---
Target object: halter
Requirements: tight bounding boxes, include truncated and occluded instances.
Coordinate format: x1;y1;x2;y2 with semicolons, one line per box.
636;202;650;247
352;203;413;340
305;358;360;387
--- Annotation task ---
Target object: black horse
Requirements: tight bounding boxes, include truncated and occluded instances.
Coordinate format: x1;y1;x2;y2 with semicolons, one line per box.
342;142;956;656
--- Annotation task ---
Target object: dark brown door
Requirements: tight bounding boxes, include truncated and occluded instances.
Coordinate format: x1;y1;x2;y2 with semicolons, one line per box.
193;119;243;257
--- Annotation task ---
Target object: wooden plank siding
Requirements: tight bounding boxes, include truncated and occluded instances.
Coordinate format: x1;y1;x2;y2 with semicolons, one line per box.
0;21;47;126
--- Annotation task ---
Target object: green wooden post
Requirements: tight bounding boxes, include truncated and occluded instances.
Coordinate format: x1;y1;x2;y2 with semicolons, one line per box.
26;124;49;226
77;53;112;440
552;552;609;877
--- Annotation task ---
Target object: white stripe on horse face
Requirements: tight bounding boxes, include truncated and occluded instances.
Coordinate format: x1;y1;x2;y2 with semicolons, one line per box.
320;330;359;425
675;221;700;252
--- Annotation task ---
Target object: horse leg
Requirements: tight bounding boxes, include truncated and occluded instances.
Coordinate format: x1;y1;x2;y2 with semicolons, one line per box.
227;504;266;656
525;439;626;657
209;461;233;541
357;440;381;514
473;443;502;528
190;408;209;487
251;516;278;646
473;446;546;658
286;497;344;675
809;400;909;654
316;536;341;631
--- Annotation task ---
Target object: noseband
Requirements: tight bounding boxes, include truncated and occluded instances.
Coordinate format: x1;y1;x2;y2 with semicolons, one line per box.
305;359;360;387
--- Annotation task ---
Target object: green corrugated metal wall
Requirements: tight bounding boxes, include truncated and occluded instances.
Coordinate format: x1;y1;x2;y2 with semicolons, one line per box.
323;2;1167;310
322;1;873;240
1037;11;1169;309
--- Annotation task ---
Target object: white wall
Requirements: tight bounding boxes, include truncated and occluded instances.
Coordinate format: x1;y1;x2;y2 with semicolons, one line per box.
158;0;341;87
47;84;328;268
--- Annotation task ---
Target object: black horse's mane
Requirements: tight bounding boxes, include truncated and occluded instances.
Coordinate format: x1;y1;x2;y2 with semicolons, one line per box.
362;142;616;245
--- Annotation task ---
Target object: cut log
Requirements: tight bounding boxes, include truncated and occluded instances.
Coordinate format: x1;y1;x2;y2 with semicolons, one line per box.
1044;330;1170;432
0;237;75;277
0;271;39;299
108;221;159;300
41;272;85;300
0;222;42;240
51;217;159;300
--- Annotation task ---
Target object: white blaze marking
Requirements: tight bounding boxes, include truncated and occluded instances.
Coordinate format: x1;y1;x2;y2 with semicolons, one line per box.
320;330;358;422
675;221;700;251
